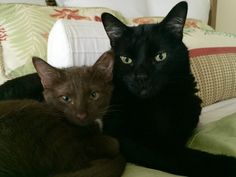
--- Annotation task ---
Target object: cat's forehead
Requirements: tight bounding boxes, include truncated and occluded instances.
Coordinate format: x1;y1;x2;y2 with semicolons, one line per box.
134;24;158;34
65;66;93;80
63;66;106;86
117;24;161;54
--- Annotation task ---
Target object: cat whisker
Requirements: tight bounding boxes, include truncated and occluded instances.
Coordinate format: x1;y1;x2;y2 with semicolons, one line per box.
104;108;123;115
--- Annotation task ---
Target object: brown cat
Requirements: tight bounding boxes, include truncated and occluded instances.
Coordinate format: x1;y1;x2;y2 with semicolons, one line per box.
34;51;114;127
0;51;125;177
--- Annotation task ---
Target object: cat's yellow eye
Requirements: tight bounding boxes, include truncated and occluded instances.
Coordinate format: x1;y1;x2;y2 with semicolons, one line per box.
61;95;72;103
90;91;99;100
120;56;133;65
155;52;167;62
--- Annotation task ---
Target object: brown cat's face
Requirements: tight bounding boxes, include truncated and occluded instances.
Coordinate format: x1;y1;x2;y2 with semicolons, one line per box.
32;51;114;126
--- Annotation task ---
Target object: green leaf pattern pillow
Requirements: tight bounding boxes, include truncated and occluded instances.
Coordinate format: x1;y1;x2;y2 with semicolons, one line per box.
0;3;126;83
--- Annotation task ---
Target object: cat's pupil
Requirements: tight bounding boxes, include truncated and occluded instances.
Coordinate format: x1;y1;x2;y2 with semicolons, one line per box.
90;91;99;100
159;54;163;59
155;52;167;62
61;95;71;103
120;56;132;64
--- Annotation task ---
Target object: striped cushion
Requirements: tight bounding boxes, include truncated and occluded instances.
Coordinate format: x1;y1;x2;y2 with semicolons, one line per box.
190;47;236;106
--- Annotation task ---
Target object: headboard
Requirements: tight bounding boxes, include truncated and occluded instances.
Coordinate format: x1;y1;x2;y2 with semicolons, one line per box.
46;0;57;6
45;0;217;29
208;0;217;29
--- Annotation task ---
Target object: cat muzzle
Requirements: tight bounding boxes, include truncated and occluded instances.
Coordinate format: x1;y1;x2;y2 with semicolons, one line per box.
77;112;87;120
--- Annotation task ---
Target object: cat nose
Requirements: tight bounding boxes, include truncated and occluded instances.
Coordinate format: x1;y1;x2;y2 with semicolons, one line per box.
77;112;87;120
136;73;148;80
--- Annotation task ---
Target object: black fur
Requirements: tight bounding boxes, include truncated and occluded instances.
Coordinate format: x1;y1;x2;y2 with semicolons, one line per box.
101;2;236;177
0;73;43;101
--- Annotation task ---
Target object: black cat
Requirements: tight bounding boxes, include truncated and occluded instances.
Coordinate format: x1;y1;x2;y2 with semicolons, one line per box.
101;2;236;177
0;73;43;101
1;1;236;176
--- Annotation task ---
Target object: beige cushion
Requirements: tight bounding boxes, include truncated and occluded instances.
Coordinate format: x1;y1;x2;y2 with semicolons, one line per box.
190;47;236;106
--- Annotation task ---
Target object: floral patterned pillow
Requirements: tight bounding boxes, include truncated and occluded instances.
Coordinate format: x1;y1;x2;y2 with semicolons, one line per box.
128;16;214;31
0;3;126;84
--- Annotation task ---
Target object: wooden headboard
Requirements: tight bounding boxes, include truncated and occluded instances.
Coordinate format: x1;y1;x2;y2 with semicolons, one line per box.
45;0;218;28
209;0;217;29
46;0;57;6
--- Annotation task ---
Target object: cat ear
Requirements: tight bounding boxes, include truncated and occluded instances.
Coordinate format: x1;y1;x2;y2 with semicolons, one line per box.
101;13;128;47
93;50;114;82
32;57;62;88
160;1;188;39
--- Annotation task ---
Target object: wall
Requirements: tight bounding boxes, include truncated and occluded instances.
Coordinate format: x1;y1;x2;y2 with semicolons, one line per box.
216;0;236;33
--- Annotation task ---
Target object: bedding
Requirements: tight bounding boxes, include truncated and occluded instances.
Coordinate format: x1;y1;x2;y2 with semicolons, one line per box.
0;3;125;83
0;3;236;177
199;97;236;125
190;47;236;106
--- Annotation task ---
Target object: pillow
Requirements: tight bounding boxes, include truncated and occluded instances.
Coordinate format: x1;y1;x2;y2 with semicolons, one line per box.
128;17;213;31
184;29;236;50
55;0;148;18
0;3;126;84
47;19;111;68
0;0;46;5
183;28;236;106
190;47;236;107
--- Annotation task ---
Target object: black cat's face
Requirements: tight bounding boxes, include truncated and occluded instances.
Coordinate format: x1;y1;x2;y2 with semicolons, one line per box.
102;1;190;98
33;51;114;126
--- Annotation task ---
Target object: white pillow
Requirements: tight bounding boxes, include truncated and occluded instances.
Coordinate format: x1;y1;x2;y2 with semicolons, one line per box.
47;19;110;68
0;0;46;5
55;0;148;18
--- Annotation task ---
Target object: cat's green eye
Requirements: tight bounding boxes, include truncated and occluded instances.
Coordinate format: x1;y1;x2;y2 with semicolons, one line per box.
90;91;99;100
155;52;167;62
61;95;72;103
120;56;133;65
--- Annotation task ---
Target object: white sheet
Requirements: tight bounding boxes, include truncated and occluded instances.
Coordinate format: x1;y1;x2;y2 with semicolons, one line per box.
199;97;236;126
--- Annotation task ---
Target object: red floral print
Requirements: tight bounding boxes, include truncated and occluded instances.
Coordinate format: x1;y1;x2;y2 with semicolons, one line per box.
185;20;199;29
42;33;49;40
133;18;155;25
0;26;7;41
94;16;102;22
50;9;91;20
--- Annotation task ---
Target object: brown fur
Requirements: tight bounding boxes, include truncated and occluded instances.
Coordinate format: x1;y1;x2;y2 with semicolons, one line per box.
0;51;125;177
33;51;114;126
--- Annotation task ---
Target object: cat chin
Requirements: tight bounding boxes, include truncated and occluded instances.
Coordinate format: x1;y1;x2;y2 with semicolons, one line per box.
127;84;156;99
131;89;155;99
66;116;93;126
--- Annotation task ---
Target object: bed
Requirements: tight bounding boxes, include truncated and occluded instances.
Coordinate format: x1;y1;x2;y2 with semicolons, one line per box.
1;0;236;176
